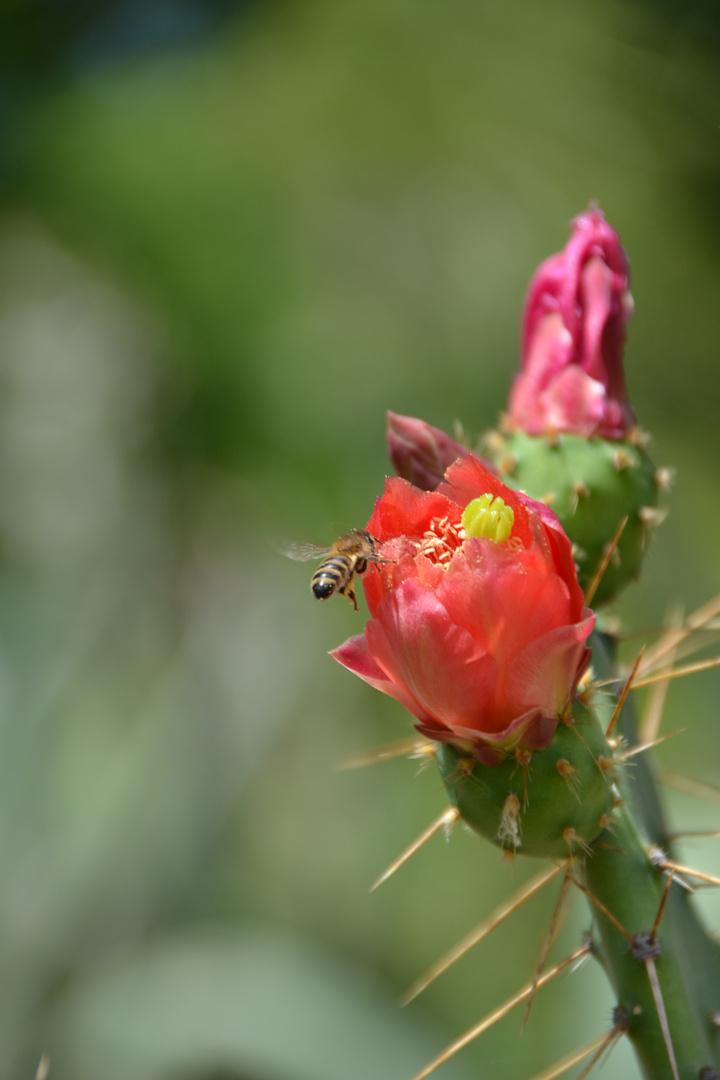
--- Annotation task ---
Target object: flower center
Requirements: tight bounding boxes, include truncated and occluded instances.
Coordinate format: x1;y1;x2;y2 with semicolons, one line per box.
419;516;466;567
461;494;514;543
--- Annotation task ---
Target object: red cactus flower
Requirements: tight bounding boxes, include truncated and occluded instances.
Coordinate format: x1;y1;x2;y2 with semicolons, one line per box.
332;458;594;764
387;411;492;492
507;209;635;440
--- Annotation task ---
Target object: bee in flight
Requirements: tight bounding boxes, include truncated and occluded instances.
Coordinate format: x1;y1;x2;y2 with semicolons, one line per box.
280;529;383;610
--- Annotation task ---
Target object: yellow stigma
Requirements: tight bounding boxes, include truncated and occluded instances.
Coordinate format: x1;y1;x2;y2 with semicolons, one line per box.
461;494;514;543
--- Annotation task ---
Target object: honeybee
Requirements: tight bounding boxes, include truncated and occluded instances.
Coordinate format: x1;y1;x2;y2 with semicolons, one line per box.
279;529;382;610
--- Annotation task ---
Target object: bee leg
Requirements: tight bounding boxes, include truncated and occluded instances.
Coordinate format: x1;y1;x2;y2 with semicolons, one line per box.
345;586;358;611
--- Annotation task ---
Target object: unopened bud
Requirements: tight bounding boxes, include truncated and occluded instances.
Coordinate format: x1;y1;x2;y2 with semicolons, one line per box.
508;209;635;440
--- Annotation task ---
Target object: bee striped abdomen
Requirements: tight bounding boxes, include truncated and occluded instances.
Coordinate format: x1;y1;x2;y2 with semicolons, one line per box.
312;556;353;600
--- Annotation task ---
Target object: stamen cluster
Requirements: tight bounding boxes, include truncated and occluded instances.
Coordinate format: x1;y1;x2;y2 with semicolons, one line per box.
419;516;465;567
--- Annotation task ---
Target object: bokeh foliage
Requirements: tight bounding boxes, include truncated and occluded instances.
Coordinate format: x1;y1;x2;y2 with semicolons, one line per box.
1;2;719;1078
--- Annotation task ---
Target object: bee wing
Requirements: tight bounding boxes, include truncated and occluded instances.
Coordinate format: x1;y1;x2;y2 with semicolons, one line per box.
271;538;331;562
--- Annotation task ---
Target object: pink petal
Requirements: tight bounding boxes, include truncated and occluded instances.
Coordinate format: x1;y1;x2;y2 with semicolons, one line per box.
438;542;574;667
367;477;455;543
330;633;425;720
505;614;595;714
366;578;507;734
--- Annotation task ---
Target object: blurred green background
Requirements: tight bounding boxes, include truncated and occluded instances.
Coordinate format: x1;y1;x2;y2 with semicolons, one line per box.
1;2;719;1078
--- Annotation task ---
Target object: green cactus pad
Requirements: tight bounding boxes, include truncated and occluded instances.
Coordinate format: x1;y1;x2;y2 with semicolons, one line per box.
493;431;659;605
435;702;614;858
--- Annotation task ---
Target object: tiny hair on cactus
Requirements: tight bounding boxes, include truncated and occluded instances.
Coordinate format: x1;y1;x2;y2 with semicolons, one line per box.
337;735;432;770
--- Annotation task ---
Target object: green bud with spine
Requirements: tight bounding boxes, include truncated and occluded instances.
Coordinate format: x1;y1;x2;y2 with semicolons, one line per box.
492;209;667;605
436;697;613;858
490;428;662;605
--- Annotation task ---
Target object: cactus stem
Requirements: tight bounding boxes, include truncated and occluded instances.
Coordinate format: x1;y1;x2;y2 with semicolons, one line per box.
522;870;572;1030
410;942;593;1080
401;861;567;1006
656;769;720;805
337;736;432;770
605;647;645;738
584;515;628;605
525;1021;626;1080
369;807;459;892
569;874;634;943
644;955;681;1080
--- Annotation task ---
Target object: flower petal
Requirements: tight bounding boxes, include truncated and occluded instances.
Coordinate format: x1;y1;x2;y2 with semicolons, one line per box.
439;540;575;667
330;633;425;719
506;614;594;714
367;477;456;543
366;578;513;735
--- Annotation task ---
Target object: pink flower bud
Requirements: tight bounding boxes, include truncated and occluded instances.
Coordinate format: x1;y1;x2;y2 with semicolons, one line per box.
387;411;492;491
332;458;594;764
507;209;635;439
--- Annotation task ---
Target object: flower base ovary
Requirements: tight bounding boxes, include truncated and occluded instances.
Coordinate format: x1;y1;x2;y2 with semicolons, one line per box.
435;702;613;858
